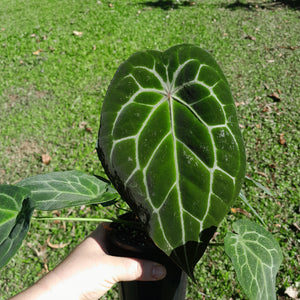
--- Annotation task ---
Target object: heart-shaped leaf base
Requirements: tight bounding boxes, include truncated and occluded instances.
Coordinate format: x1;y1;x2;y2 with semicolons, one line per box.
98;44;246;276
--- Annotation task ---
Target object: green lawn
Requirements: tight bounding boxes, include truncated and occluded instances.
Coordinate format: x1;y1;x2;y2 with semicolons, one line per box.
0;0;299;299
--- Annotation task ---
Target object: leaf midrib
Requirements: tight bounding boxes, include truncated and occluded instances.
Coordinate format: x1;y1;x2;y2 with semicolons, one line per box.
232;235;275;298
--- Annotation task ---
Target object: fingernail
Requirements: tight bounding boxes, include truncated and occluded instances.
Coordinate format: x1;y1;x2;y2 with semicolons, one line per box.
152;264;166;280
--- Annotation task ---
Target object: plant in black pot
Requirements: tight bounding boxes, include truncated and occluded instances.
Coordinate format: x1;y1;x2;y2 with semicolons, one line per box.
0;44;282;300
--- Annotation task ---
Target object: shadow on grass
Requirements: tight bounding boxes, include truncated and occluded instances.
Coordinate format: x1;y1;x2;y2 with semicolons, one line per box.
225;0;299;11
274;0;300;9
139;0;196;10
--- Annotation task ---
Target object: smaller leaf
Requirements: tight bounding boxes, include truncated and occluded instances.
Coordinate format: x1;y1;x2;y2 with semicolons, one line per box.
16;171;118;211
224;220;283;300
0;185;34;269
244;175;273;196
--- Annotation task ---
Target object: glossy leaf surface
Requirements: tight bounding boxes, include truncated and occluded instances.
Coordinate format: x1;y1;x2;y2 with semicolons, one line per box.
0;185;34;269
224;220;282;300
16;171;118;210
98;44;246;276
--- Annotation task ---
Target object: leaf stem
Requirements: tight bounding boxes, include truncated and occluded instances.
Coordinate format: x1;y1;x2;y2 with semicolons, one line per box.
32;216;139;227
32;216;114;223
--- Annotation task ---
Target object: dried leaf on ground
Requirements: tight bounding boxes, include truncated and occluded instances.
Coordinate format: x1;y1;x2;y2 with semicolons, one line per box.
284;286;299;299
279;133;286;145
262;104;271;112
280;45;299;51
27;242;47;258
47;236;70;249
73;31;83;37
79;121;88;128
85;126;92;133
79;121;92;133
42;153;51;165
244;35;256;41
256;171;268;177
268;92;281;102
292;222;300;231
33;49;43;55
231;208;251;217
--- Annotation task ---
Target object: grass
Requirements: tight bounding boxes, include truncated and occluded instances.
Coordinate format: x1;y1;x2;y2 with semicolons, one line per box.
0;0;299;299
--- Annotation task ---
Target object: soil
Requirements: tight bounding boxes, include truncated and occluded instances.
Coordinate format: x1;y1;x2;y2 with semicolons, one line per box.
107;213;158;256
104;213;188;300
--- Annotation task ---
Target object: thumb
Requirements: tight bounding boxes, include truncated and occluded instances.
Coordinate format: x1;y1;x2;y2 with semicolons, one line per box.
110;256;167;283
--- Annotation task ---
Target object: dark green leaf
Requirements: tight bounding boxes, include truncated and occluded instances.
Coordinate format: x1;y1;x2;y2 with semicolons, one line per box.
97;44;246;276
16;171;118;210
0;185;34;269
224;220;283;300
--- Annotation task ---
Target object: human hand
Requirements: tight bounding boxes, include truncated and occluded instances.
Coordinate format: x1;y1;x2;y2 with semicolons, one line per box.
10;223;166;300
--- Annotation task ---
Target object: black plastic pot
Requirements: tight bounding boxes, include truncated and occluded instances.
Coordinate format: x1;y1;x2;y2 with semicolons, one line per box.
103;213;188;300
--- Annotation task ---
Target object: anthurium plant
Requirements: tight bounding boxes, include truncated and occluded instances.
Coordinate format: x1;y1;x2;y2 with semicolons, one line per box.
0;44;282;300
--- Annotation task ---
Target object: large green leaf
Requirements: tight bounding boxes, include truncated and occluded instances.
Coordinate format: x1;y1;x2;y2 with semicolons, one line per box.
224;220;283;300
0;185;34;269
97;44;246;276
16;171;118;210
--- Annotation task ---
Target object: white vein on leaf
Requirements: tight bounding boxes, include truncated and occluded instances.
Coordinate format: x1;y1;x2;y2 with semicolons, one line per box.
108;54;242;272
230;229;280;299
